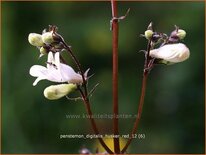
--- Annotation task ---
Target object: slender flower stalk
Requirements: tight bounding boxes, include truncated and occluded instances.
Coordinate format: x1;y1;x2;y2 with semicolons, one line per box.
78;87;113;154
121;38;153;154
111;0;120;154
59;40;89;98
121;74;148;153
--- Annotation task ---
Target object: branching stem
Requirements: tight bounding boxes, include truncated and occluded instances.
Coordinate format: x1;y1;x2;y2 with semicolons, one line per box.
60;40;113;154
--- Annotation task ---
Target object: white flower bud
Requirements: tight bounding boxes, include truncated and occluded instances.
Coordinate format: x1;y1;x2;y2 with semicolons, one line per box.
176;29;186;40
150;43;190;63
40;47;48;55
144;30;153;40
28;33;44;47
43;84;77;100
42;31;55;44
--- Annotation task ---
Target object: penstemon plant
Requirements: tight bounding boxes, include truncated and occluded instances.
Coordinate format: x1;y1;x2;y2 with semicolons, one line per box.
28;0;190;154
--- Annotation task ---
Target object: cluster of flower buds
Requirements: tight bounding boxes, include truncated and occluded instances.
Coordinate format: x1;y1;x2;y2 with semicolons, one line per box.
142;22;190;65
28;26;88;100
28;25;64;57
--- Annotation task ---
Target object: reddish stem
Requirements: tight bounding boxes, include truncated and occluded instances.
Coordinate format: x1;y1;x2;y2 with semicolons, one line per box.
121;38;152;153
61;40;113;154
78;88;114;154
61;41;88;98
111;0;120;153
121;73;148;153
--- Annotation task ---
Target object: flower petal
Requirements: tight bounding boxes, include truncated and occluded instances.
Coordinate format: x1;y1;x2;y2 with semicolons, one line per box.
60;63;83;83
30;65;49;86
46;68;64;82
47;52;55;69
33;77;46;86
54;52;60;69
29;65;47;77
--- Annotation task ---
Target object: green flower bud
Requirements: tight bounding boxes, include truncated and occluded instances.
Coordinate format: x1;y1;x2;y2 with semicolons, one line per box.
144;30;153;40
40;47;48;55
28;33;44;47
176;29;186;40
44;84;77;100
42;31;55;44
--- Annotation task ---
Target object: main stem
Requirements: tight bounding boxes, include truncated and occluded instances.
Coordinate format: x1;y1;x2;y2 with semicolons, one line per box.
111;0;120;153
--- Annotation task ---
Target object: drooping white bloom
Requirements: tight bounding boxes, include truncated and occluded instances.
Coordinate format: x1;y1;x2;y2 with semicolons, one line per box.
150;43;190;63
29;52;88;86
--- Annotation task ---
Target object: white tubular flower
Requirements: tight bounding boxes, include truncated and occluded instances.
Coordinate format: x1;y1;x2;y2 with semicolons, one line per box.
150;43;190;63
29;52;89;86
28;33;44;47
44;83;77;100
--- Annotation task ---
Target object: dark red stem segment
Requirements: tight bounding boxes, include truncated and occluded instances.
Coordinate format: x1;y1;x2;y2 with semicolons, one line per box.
121;38;152;153
61;41;88;97
111;0;120;153
121;73;148;153
78;88;114;154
